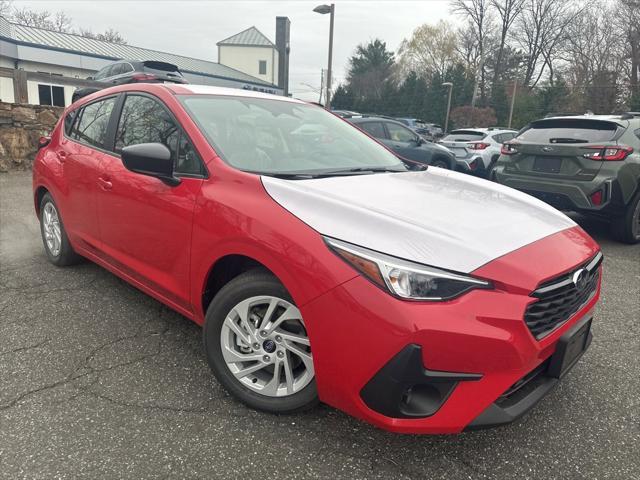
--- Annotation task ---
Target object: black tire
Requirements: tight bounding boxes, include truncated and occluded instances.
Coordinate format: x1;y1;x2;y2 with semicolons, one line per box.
203;269;319;414
39;193;82;266
430;157;451;170
485;155;500;179
611;190;640;244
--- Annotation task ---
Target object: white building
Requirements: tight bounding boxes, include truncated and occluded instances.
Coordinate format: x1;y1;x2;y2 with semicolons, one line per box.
218;26;279;86
0;15;284;107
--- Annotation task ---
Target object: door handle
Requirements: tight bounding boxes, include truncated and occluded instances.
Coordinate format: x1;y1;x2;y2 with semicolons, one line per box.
98;177;113;190
56;151;67;163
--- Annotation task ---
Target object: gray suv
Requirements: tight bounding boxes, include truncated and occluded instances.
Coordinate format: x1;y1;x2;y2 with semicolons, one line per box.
493;114;640;243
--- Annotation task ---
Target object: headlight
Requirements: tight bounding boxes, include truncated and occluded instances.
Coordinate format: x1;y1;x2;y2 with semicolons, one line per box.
325;237;492;301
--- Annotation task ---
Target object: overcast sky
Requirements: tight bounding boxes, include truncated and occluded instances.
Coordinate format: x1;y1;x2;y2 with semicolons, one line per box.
13;0;456;100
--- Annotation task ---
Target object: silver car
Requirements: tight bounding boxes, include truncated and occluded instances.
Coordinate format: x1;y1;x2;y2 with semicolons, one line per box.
439;128;518;177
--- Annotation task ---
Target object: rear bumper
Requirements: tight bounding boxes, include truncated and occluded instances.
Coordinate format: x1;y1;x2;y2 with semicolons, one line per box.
493;166;627;216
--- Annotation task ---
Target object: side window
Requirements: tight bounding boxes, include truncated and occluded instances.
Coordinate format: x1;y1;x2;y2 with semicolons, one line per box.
258;60;267;75
115;95;203;176
635;129;640;142
121;63;134;74
386;122;416;143
71;97;117;148
501;132;517;142
492;133;504;143
360;122;386;139
93;65;112;80
111;63;129;76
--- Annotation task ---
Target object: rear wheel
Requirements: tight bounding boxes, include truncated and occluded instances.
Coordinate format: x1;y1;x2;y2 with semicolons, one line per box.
39;193;82;266
611;190;640;244
203;270;318;413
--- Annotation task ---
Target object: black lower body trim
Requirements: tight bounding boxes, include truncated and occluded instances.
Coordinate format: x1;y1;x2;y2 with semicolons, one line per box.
360;344;482;419
466;316;593;431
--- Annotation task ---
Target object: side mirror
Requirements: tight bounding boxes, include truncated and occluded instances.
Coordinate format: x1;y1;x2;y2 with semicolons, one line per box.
86;76;94;80
415;136;423;146
121;143;180;186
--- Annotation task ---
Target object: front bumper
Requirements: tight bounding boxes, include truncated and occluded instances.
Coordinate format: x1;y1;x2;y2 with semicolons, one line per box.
300;227;601;434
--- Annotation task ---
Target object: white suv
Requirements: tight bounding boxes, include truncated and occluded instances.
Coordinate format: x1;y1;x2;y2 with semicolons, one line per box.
439;128;518;177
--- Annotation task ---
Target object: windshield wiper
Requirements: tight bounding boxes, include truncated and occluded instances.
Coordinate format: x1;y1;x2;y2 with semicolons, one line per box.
320;166;407;175
549;138;589;144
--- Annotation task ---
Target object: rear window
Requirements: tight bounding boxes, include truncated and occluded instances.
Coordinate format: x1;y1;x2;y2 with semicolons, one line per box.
442;131;486;142
517;119;619;144
142;61;182;77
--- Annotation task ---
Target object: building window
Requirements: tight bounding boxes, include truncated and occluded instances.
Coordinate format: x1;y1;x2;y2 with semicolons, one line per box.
258;60;267;75
38;84;65;107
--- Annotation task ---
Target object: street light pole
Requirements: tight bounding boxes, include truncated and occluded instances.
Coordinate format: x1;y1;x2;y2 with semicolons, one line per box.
443;82;453;133
313;3;335;109
508;80;517;129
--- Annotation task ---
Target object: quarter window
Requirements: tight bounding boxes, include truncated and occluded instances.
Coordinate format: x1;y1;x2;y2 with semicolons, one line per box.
70;97;117;148
115;95;203;175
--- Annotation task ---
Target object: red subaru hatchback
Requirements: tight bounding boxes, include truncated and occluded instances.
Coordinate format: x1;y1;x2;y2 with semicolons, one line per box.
33;84;602;434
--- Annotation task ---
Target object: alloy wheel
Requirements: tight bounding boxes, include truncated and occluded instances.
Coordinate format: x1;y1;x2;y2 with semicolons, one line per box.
220;296;314;397
42;202;62;257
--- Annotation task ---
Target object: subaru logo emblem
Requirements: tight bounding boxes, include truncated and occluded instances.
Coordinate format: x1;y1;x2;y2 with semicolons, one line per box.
572;268;587;291
542;146;554;152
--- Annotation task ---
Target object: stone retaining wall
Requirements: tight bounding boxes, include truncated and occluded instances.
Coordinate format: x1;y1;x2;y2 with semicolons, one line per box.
0;102;63;172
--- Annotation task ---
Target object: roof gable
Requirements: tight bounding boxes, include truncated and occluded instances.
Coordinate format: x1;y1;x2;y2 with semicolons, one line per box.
217;26;274;47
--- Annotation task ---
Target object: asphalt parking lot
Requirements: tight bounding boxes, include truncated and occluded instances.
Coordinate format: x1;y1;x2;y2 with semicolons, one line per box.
1;171;639;479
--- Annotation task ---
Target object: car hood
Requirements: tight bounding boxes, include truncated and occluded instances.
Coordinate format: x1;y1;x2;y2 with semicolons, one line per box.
261;168;576;273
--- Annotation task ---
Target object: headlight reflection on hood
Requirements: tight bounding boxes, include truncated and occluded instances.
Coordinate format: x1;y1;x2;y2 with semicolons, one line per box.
325;237;492;301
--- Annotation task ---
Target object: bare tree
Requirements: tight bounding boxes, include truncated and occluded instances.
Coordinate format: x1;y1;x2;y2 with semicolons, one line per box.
0;0;13;17
79;28;127;44
5;5;126;43
559;1;625;112
451;0;494;106
618;0;640;108
490;0;525;84
512;0;580;87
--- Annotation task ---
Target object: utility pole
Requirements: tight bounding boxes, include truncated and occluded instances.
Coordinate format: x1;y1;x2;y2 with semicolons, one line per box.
508;81;517;128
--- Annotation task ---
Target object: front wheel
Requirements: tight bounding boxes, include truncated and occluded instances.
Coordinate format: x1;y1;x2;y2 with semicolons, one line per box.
430;157;451;170
203;270;318;413
611;190;640;244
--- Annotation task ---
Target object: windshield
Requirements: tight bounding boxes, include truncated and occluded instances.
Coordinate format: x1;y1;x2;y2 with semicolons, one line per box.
180;95;407;176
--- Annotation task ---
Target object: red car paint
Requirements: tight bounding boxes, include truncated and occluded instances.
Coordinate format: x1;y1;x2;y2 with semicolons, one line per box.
33;84;601;433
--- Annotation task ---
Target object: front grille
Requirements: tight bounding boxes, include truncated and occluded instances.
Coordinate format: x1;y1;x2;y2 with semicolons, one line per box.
524;252;602;339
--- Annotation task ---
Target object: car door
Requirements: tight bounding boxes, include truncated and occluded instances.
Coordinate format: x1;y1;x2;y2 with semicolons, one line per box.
61;96;118;250
383;121;427;162
96;93;206;313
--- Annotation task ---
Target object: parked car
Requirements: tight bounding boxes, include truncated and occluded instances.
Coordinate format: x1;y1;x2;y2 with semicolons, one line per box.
439;128;518;177
347;116;456;169
395;117;434;141
34;83;602;434
72;60;187;103
332;109;361;118
426;123;444;138
493;114;640;243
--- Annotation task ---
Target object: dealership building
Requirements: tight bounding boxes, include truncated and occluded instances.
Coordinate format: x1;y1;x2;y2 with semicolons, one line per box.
0;15;290;106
